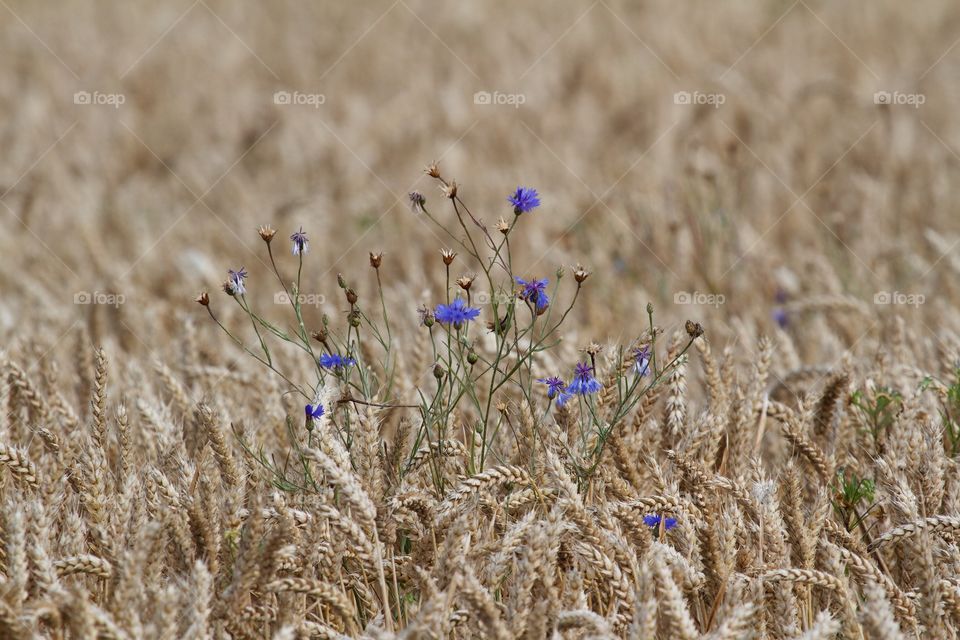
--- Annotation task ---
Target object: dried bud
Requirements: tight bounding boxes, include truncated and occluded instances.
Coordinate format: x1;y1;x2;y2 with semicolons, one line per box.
258;225;276;243
467;350;479;365
433;363;445;380
424;162;441;179
345;288;358;305
311;328;329;344
369;252;383;269
337;273;347;289
685;320;704;338
195;291;210;306
348;310;362;328
222;279;237;296
440;248;457;265
573;264;591;284
441;180;458;199
456;275;475;291
418;305;436;328
495;217;510;234
487;316;509;335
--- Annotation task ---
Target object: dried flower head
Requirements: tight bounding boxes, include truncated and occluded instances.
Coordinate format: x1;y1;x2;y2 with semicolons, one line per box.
441;180;458;199
290;227;308;255
258;224;276;243
227;268;248;295
195;291;210;306
582;342;603;356
456;275;475;291
685;320;704;338
369;252;383;269
495;217;510;234
440;248;457;265
573;264;591;284
408;191;426;214
345;288;358;305
424;162;441;179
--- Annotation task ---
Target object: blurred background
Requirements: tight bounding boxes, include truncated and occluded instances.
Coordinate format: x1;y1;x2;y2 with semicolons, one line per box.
1;0;958;379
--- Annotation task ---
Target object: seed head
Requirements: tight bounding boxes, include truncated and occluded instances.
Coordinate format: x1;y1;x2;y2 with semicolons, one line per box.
496;217;510;234
441;180;458;199
311;328;330;347
195;291;210;306
418;305;435;328
456;275;475;292
345;288;358;305
258;225;276;243
369;252;383;269
440;249;457;265
424;162;441;179
583;342;603;356
573;264;591;284
685;320;704;338
433;363;445;380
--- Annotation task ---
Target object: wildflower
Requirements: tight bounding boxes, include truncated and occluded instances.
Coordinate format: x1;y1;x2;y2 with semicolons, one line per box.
643;514;677;530
567;362;602;395
435;297;481;328
369;252;383;269
305;403;325;420
633;344;651;376
773;307;788;328
291;227;308;255
508;186;540;214
409;191;426;214
319;353;356;370
258;225;276;243
440;248;457;265
515;277;549;312
228;268;248;295
195;292;210;306
537;376;572;406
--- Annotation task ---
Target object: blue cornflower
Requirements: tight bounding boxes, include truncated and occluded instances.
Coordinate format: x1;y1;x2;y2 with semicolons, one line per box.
508;186;540;214
773;307;788;328
643;514;677;530
434;297;481;328
516;277;549;312
291;227;308;255
537;376;566;399
567;362;602;395
633;345;651;377
228;267;248;295
305;403;324;420
319;353;356;370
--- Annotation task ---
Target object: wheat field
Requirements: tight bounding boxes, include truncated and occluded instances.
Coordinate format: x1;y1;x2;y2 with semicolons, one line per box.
2;1;960;638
